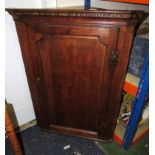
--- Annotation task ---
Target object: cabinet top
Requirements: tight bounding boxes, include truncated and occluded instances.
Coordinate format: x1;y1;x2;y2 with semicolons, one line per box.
6;8;148;21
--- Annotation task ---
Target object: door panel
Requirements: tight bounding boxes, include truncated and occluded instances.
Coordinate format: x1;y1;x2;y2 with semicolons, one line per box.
27;25;118;136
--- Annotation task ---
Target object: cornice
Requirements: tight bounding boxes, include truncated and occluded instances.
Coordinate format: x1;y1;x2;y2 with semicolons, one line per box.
5;8;148;20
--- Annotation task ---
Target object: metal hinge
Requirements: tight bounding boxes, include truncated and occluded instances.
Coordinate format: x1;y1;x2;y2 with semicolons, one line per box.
110;50;119;67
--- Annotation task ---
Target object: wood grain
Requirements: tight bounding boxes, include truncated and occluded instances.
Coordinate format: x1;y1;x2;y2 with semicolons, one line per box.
6;8;148;141
5;105;23;155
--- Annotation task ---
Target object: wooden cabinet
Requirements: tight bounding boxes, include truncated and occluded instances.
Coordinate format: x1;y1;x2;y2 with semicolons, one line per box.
6;8;147;141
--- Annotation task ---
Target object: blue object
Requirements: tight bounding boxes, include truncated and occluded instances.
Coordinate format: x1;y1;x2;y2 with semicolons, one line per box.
122;49;149;150
128;37;149;77
84;0;91;10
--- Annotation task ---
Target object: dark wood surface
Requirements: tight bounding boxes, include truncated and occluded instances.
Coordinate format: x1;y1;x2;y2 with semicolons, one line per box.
6;8;147;141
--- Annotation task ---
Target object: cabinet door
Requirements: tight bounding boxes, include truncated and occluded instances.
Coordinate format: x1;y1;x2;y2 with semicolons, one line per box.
27;24;119;140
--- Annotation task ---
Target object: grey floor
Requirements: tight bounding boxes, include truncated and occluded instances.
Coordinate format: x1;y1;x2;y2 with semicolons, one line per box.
5;125;106;155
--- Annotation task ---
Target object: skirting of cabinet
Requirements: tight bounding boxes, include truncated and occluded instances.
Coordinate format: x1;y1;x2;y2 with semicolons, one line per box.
43;125;113;142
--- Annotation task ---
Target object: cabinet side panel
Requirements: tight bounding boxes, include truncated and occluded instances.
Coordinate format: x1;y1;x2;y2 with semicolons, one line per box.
15;21;49;128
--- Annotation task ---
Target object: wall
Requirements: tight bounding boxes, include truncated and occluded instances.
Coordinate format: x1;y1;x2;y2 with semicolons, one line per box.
5;0;42;126
5;0;42;8
91;0;148;11
41;0;56;8
56;0;83;7
41;0;83;8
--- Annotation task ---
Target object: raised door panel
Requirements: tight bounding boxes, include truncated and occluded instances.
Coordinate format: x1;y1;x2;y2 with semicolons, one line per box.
27;25;119;139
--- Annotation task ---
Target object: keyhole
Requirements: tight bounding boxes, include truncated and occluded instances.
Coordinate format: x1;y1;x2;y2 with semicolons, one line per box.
36;77;41;82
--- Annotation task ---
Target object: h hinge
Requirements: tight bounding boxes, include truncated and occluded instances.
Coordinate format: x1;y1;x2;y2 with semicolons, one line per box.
110;50;119;67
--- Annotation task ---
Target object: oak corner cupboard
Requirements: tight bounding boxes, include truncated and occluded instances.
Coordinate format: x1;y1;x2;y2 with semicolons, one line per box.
6;8;148;141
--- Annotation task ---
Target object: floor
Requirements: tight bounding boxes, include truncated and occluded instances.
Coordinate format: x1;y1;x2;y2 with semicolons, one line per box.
5;125;149;155
97;133;149;155
5;126;105;155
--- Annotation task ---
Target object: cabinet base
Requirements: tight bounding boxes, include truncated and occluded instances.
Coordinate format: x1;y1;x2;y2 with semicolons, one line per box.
41;124;112;142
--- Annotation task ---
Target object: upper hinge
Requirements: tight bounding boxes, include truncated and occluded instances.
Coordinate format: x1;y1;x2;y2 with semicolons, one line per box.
110;50;119;67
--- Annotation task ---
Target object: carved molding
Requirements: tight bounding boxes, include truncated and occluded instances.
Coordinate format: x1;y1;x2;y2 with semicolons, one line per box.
6;9;148;20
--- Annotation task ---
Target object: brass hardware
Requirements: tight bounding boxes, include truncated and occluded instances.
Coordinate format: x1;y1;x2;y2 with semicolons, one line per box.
36;77;41;82
110;50;119;66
